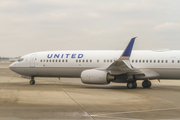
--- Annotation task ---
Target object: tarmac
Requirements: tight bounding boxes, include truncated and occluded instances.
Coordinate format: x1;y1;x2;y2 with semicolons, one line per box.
1;63;180;120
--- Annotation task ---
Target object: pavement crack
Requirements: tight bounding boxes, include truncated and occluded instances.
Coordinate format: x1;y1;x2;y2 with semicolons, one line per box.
92;107;180;117
0;74;15;90
52;79;95;120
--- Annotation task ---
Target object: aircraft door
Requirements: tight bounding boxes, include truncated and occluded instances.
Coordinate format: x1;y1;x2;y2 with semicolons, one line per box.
30;54;37;67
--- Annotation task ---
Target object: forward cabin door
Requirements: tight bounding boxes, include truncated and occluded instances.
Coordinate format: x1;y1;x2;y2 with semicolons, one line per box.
30;54;37;67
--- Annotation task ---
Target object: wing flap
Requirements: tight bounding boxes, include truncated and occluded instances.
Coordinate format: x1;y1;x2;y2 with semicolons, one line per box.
108;60;143;75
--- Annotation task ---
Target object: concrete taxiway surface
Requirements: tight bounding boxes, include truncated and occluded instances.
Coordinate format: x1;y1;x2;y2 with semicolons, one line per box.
1;63;180;120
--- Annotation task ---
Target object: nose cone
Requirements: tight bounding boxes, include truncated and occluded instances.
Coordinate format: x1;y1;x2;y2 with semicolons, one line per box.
9;62;16;71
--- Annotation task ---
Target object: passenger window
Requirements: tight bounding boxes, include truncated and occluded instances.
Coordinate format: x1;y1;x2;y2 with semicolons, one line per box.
143;60;145;63
66;60;68;62
178;60;180;63
43;60;45;62
158;60;160;63
79;60;81;62
166;60;168;63
40;60;42;62
150;60;152;63
146;60;148;63
172;60;174;63
86;60;88;62
76;60;78;62
161;60;164;63
83;60;85;62
132;60;134;63
136;60;138;63
49;60;51;62
139;60;141;63
90;60;92;62
46;60;48;62
104;60;106;62
56;60;58;62
110;60;112;62
97;60;99;62
107;60;109;63
59;60;61;62
52;60;54;62
154;60;156;63
62;60;64;62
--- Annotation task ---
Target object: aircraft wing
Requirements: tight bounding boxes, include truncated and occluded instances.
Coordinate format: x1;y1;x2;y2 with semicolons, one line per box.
107;37;143;75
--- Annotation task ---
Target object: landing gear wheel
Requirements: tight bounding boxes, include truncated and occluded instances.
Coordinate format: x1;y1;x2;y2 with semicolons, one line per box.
29;80;35;85
29;76;35;85
127;81;137;89
142;80;151;88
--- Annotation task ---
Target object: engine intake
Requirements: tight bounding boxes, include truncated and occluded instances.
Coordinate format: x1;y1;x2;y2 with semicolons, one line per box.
81;69;115;84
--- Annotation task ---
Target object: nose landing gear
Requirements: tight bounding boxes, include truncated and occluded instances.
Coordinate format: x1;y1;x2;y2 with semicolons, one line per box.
29;76;35;85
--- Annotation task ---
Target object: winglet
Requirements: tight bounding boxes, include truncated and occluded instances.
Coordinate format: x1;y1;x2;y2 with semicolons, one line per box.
107;37;137;71
122;37;136;57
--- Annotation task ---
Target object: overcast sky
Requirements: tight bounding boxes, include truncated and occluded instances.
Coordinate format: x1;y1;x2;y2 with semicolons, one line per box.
0;0;180;57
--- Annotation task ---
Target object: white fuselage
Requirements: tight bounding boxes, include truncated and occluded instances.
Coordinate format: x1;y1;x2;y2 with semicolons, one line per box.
9;50;180;79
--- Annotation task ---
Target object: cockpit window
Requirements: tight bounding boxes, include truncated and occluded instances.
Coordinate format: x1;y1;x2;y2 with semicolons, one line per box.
18;58;24;62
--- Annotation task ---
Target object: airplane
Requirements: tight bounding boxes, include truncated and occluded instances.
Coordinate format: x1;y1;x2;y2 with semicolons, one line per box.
9;37;180;89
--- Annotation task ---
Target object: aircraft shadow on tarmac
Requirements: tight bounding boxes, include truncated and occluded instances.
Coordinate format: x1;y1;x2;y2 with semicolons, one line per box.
0;80;151;91
2;74;180;91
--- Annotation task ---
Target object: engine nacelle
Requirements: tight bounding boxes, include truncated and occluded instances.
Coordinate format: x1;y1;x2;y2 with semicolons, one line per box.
81;69;115;84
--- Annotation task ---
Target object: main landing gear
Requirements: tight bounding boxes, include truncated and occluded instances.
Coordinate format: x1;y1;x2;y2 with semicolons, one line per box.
29;76;35;85
127;81;137;89
142;80;151;88
126;80;152;89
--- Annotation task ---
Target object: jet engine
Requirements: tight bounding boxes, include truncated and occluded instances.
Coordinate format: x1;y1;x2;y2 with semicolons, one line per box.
81;69;115;84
